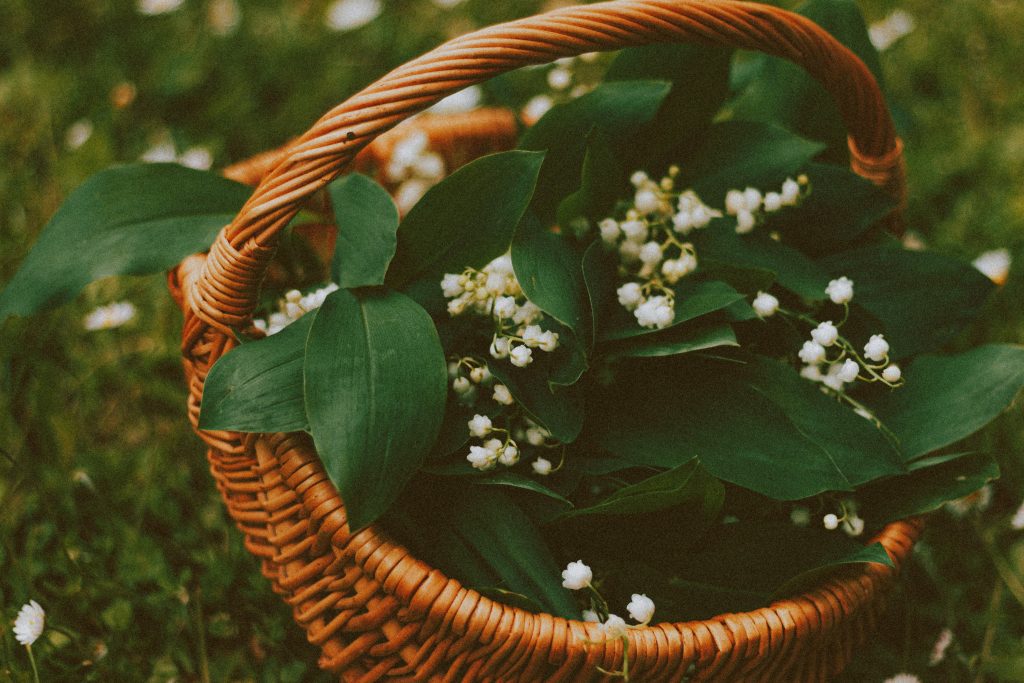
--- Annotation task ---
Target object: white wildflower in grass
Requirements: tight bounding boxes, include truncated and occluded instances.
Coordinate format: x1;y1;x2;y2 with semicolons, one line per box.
599;614;629;639
532;457;553;476
137;0;184;15
626;594;655;624
1011;500;1024;530
497;443;519;466
324;0;381;31
207;0;241;36
140;140;177;163
83;301;136;331
428;85;482;115
842;513;865;537
178;146;213;170
972;248;1011;286
869;10;916;51
452;376;472;395
752;291;779;318
823;513;840;530
881;674;923;683
634;295;674;330
65;119;94;150
13;600;45;646
825;276;854;304
561;561;593;590
509;345;533;367
929;628;954;666
581;609;600;623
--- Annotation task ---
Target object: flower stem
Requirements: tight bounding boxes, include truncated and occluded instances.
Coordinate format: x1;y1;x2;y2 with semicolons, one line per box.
26;644;40;683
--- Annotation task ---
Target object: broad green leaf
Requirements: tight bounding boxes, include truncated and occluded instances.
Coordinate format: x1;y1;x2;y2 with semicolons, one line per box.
601;323;737;360
856;453;999;525
488;362;583;443
556;129;623;229
591;356;904;500
599;279;744;342
199;316;312;433
385;150;545;289
637;523;893;620
447;486;577;618
328;173;399;288
606;43;733;170
0;164;250;322
561;460;723;519
821;245;995;358
695;223;832;300
769;543;894;599
728;0;884;160
766;162;896;255
874;345;1024;460
698;260;777;296
581;241;617;351
511;220;588;339
305;288;447;531
683;121;826;206
519;80;671;223
476;472;574;509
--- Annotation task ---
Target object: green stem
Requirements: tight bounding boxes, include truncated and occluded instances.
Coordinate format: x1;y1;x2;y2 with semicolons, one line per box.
972;581;1003;683
27;644;40;683
975;521;1024;611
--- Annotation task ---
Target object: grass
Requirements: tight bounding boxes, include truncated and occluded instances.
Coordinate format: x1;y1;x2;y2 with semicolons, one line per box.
1;0;1023;680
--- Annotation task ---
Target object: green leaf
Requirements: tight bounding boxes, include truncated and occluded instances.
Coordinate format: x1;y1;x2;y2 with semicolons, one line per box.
476;472;574;509
684;121;826;206
591;356;904;499
766;163;896;255
304;288;448;531
448;486;578;618
0;164;251;322
562;460;724;519
820;245;995;358
606;43;733;170
488;362;583;443
199;316;312;433
874;345;1024;460
695;223;832;300
581;241;617;351
601;323;737;360
328;173;399;288
769;542;894;599
727;0;884;160
599;279;744;342
510;220;588;339
556;129;622;229
856;453;999;525
385;150;545;289
642;523;893;620
519;80;671;223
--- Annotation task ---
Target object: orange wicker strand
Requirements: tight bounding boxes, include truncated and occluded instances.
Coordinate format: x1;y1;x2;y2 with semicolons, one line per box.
172;2;920;680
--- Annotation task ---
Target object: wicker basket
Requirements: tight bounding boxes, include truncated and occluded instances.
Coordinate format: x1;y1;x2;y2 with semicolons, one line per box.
169;1;923;680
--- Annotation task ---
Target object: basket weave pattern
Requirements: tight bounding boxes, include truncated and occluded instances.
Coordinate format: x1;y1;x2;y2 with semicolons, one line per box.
170;1;920;679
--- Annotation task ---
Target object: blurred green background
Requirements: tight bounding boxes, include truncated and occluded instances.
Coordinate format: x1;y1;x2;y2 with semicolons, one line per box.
1;0;1022;680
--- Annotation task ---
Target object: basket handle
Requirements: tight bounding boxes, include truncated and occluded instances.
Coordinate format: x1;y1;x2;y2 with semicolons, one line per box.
188;0;904;337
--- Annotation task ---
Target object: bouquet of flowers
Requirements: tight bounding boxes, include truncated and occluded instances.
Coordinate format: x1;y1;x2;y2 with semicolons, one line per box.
3;0;1022;678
